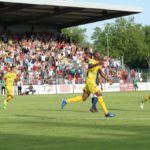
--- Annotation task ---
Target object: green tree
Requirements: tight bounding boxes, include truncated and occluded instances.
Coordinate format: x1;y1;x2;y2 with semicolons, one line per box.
143;25;150;67
61;27;87;45
92;17;148;69
91;27;106;54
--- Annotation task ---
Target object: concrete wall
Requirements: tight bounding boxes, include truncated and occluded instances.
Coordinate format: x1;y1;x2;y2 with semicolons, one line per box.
0;24;59;33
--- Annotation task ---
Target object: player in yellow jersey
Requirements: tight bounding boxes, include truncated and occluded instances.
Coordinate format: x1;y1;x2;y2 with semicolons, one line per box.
140;94;150;109
3;66;18;109
61;50;115;117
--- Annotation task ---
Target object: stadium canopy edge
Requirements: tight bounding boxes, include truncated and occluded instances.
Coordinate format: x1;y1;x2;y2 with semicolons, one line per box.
0;0;143;12
0;0;143;29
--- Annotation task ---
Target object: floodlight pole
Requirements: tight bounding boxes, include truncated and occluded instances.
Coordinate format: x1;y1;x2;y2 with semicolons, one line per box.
122;55;124;69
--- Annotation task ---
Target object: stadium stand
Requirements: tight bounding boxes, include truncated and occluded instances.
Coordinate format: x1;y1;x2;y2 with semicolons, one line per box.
0;32;139;86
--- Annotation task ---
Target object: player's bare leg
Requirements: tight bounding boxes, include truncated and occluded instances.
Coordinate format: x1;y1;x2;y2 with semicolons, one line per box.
3;93;14;109
140;95;150;109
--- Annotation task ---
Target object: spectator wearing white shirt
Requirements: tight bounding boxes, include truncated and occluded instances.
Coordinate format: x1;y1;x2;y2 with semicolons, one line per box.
17;80;23;95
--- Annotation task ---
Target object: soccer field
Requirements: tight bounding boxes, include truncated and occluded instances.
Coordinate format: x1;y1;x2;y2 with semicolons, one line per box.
0;91;150;150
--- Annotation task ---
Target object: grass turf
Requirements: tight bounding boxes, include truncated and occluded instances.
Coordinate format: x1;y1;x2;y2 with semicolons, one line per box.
0;91;150;150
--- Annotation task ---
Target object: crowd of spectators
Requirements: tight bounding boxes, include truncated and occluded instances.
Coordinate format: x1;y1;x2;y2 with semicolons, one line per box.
0;32;89;85
0;32;139;86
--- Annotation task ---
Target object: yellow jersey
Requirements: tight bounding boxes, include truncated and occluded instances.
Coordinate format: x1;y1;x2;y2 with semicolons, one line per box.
4;72;17;87
86;59;101;83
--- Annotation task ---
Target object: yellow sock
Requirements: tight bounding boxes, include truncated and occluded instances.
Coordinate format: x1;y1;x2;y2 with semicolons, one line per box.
144;96;150;102
98;96;109;114
67;96;83;103
7;95;13;102
4;99;8;106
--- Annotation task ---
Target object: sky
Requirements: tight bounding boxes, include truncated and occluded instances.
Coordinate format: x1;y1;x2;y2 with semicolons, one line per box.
77;0;150;41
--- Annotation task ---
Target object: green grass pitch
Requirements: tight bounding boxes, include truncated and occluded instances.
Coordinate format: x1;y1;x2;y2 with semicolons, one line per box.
0;91;150;150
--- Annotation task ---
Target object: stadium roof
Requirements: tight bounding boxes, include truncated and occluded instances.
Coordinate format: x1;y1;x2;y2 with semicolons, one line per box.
0;0;143;29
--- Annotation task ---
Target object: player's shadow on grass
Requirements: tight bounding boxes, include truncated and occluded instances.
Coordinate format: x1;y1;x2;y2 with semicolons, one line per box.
109;108;149;112
51;109;88;113
28;108;88;113
0;124;150;150
15;114;55;120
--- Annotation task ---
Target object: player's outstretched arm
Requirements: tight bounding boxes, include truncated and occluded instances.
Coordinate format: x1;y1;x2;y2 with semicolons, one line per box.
15;75;20;82
88;61;102;69
99;69;113;85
